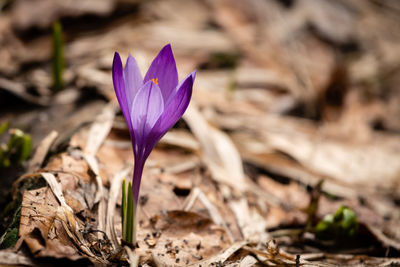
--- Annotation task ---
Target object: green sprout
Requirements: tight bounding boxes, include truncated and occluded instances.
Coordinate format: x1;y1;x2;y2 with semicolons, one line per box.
315;205;358;240
0;121;9;136
206;51;241;69
121;179;136;244
52;21;64;92
0;122;32;168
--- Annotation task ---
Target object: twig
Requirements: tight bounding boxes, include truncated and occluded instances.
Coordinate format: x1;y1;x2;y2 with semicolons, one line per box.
184;187;235;243
82;103;116;235
28;131;59;172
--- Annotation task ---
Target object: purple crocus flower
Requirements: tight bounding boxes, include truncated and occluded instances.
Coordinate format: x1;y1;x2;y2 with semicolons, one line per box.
112;44;195;208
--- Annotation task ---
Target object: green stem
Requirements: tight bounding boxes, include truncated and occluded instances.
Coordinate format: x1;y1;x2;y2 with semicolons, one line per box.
52;21;64;92
121;179;138;244
121;179;126;240
132;199;137;244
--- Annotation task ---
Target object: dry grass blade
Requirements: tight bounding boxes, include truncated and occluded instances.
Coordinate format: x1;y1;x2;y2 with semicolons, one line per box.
41;172;73;212
28;130;58;172
83;103;115;234
84;103;115;156
229;198;269;242
184;103;246;192
106;166;132;250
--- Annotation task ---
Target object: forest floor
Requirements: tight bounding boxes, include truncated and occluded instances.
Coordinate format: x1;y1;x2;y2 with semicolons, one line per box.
0;0;400;266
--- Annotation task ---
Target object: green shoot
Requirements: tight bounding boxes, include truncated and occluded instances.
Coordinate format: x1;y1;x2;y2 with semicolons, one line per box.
122;179;126;240
121;180;136;244
52;21;64;92
315;205;358;240
8;129;32;164
0;126;32;168
126;181;134;243
0;121;9;136
306;180;323;230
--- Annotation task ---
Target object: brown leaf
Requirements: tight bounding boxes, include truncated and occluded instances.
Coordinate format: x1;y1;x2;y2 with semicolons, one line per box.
19;187;83;260
148;211;230;266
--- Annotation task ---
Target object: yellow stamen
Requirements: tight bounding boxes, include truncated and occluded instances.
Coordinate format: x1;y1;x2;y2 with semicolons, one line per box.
152;78;159;85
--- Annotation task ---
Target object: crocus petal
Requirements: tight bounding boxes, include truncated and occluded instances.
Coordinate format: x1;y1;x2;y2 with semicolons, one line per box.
165;71;196;106
130;80;164;155
157;72;194;133
113;52;134;142
144;71;195;158
143;44;178;102
123;54;143;105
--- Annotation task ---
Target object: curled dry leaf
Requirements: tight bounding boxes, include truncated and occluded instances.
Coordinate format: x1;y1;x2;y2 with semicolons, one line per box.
17;149;111;263
19;187;86;261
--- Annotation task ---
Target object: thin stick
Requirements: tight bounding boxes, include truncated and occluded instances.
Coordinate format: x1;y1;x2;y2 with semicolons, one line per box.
184;187;235;243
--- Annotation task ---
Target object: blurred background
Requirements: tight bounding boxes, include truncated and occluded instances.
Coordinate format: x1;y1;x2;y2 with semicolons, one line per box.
1;0;399;136
0;0;400;264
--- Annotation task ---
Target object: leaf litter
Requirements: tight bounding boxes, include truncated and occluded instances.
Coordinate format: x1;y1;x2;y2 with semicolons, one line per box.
0;0;400;266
